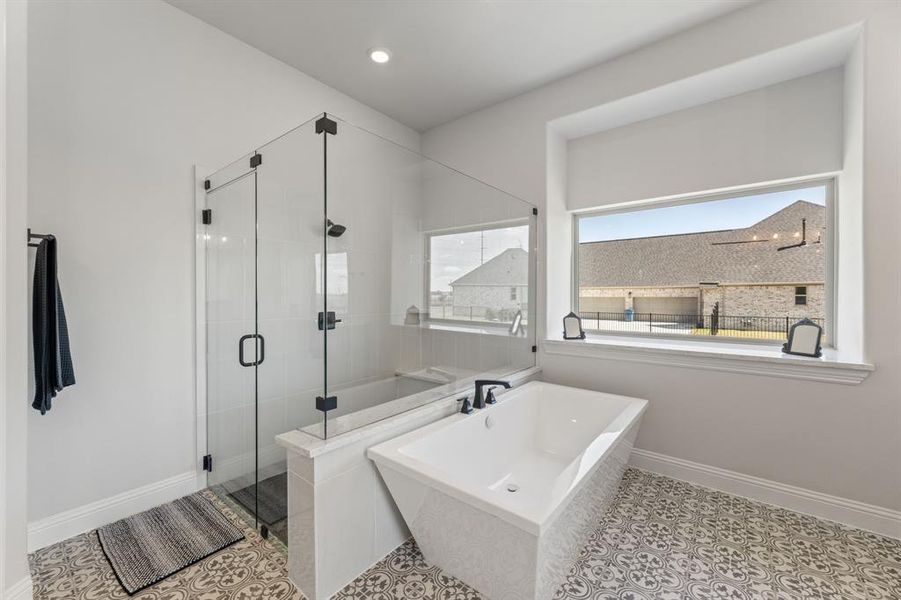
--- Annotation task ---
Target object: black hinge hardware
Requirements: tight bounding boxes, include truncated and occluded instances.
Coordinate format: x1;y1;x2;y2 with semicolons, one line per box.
317;311;342;331
202;454;213;472
203;179;211;190
316;115;338;135
532;345;537;353
202;209;212;225
249;153;262;168
316;396;337;413
532;207;538;216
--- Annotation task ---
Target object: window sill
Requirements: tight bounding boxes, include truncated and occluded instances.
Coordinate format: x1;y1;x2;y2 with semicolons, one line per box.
392;318;528;338
542;335;873;385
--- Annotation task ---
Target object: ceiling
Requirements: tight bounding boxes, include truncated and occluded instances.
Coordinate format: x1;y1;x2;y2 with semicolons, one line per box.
166;0;753;132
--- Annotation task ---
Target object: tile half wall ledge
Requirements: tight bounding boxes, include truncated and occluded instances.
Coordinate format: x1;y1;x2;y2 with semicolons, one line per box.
542;338;874;385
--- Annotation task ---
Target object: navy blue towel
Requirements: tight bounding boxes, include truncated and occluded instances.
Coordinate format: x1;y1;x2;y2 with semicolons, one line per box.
32;236;75;414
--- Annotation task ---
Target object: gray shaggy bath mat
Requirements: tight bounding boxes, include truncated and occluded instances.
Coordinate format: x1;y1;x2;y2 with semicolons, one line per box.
97;493;244;595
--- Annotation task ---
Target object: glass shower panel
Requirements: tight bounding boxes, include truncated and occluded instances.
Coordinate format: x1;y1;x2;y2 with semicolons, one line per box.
252;118;323;541
422;160;537;382
204;165;258;507
313;115;537;439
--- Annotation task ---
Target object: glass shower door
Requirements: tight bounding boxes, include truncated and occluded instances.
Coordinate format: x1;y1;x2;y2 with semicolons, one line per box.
253;118;323;540
204;118;324;544
204;156;261;528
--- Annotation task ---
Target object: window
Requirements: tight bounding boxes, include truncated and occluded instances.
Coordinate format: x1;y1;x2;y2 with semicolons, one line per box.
427;223;530;324
574;180;832;343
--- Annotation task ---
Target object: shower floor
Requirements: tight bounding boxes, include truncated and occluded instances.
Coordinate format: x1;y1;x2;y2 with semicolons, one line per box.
212;473;289;545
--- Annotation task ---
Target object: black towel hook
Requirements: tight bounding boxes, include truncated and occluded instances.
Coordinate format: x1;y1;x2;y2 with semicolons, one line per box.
27;228;53;248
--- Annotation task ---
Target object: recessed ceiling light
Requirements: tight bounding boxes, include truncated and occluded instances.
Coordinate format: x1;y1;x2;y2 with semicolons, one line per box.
368;47;392;64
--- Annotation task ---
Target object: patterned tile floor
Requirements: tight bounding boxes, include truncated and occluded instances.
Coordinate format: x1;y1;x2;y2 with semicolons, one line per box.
29;470;901;600
29;490;299;600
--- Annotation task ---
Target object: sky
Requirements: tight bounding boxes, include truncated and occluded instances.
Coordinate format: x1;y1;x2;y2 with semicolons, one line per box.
430;225;529;292
579;185;827;243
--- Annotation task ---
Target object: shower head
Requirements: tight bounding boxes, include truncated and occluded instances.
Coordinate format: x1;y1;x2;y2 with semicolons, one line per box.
326;219;347;237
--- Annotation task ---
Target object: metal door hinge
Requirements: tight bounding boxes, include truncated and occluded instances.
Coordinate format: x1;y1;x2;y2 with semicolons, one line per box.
202;209;212;225
316;396;337;413
316;115;337;135
532;345;537;353
317;311;342;330
202;454;213;472
250;153;262;168
532;207;538;216
203;179;211;190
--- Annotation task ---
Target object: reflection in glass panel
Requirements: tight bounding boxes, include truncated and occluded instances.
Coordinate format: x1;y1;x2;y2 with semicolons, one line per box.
428;224;530;324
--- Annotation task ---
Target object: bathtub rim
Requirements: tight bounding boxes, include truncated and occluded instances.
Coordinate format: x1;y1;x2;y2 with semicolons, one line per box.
368;381;648;536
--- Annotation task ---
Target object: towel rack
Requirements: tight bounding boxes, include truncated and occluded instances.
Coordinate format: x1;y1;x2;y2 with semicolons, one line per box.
27;228;53;248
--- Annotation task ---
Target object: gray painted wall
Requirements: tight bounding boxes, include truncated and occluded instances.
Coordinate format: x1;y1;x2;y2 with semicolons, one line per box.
422;1;901;512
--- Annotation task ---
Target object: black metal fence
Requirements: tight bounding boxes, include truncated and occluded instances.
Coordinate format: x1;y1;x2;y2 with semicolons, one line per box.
429;304;528;324
578;311;825;341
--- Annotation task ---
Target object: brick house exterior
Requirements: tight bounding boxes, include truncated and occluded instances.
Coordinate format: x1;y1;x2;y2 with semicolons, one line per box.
579;201;826;321
449;248;528;319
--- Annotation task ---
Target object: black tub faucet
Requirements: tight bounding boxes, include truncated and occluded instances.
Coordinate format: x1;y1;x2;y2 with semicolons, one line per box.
473;379;511;409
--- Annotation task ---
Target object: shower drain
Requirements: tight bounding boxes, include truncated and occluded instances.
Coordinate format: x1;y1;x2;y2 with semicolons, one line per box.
506;483;519;493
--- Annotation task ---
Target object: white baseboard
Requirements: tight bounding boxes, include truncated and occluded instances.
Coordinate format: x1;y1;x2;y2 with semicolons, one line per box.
629;448;901;540
4;576;32;600
27;471;200;552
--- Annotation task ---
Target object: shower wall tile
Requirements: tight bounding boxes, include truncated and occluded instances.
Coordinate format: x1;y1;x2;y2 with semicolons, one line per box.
349;316;383;382
257;353;286;403
258;397;287;467
286;393;320;432
425;329;456;370
207;359;251;412
284;241;318;318
285;351;323;398
455;332;482;371
398;327;423;373
207;405;254;486
257;239;287;320
205;237;250;324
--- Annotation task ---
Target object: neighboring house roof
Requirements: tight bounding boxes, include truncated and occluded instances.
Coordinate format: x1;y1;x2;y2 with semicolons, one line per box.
450;247;529;287
580;201;826;287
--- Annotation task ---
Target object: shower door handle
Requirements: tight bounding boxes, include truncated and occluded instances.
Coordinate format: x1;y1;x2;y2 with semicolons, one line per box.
238;334;265;367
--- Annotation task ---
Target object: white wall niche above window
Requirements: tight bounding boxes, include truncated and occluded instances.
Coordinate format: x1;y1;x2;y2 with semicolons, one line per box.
572;178;836;348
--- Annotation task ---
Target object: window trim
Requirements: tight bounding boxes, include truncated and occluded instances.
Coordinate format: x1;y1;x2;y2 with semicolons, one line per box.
423;217;534;328
571;177;837;347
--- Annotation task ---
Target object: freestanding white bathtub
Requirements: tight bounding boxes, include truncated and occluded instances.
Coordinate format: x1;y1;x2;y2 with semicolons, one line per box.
368;381;648;600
